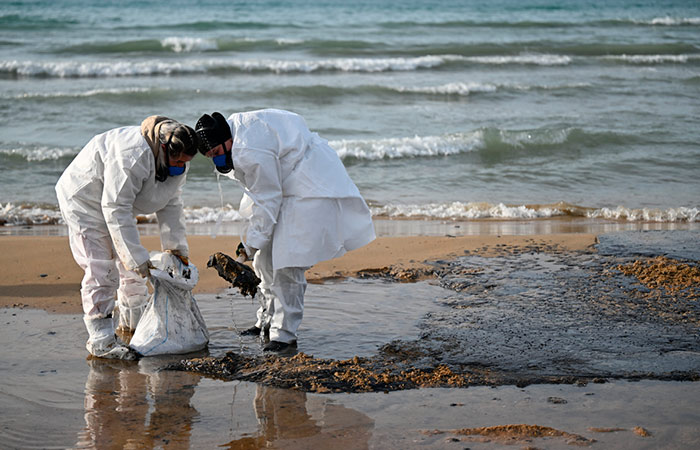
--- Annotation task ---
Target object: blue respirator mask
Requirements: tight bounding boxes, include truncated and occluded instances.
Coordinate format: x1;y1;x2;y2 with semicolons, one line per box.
168;165;186;176
155;133;187;182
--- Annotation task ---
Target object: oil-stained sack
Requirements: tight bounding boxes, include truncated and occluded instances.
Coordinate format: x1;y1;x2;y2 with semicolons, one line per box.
130;252;209;356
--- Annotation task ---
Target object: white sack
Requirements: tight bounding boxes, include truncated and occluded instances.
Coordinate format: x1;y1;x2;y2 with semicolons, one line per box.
129;252;209;356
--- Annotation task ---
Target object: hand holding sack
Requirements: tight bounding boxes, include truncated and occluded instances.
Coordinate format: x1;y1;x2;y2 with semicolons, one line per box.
129;252;209;356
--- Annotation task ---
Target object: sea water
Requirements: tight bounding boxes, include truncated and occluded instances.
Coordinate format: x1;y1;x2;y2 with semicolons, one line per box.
1;0;699;227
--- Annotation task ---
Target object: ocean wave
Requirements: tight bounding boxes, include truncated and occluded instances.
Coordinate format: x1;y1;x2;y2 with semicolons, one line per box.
587;206;700;222
601;54;700;64
268;81;592;100
160;37;218;53
0;52;578;78
0;55;458;78
330;127;616;161
3;201;696;227
0;146;78;162
464;54;571;66
380;17;700;29
137;205;243;224
372;202;700;222
330;132;484;160
0;14;77;29
7;87;164;100
638;17;700;26
0;203;62;226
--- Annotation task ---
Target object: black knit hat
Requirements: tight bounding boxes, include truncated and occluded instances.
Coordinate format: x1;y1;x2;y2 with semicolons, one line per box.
195;112;232;155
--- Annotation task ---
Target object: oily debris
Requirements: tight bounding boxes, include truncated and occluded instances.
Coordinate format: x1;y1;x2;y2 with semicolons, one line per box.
168;349;617;394
207;252;261;298
356;266;435;282
616;256;700;297
633;426;652;437
424;424;595;446
170;351;478;393
588;427;626;433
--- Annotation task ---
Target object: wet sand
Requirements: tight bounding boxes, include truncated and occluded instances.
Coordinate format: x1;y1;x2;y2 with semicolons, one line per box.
0;229;596;313
1;224;699;448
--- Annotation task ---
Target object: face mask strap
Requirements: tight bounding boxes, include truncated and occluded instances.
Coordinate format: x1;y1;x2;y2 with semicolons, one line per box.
155;132;176;182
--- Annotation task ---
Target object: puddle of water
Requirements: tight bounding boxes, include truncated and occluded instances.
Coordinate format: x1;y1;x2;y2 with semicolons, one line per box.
597;230;700;261
201;278;447;360
1;275;700;448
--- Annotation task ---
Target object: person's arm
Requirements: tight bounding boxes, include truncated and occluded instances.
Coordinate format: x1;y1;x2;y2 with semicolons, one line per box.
155;172;189;258
101;150;151;271
237;148;283;254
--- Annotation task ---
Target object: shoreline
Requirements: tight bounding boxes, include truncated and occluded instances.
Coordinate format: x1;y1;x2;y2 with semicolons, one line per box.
0;231;597;314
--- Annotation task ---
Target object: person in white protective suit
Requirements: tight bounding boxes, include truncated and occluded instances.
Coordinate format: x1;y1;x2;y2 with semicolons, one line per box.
55;116;199;360
195;109;376;352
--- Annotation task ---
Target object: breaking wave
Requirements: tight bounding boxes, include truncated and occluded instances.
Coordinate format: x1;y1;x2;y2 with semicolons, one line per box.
372;202;700;222
330;127;627;161
601;54;700;64
5;87;165;100
3;201;696;227
0;146;78;162
0;53;576;78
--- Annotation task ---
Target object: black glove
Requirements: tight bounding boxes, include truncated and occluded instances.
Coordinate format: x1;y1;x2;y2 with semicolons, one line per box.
235;242;246;258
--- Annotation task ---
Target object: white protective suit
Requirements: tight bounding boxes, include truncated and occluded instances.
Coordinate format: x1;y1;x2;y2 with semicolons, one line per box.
223;109;375;343
55;125;189;355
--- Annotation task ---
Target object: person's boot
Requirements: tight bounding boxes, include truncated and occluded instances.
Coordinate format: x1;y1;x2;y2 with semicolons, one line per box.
240;326;261;336
84;316;139;360
263;340;297;353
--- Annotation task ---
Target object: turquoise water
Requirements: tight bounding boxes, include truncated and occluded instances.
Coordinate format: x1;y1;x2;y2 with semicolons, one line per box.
1;0;699;225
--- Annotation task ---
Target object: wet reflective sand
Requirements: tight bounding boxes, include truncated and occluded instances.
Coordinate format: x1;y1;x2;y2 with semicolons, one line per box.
1;230;699;448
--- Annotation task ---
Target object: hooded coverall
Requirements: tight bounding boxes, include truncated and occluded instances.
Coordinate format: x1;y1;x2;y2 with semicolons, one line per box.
55;123;189;355
222;109;376;344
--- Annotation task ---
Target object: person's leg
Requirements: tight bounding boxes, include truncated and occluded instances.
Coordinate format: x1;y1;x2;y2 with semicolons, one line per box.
252;244;274;333
267;266;308;344
116;259;149;332
67;226;137;359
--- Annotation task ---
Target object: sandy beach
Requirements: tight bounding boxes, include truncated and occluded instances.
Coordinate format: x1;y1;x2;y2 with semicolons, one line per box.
0;231;597;314
2;226;700;448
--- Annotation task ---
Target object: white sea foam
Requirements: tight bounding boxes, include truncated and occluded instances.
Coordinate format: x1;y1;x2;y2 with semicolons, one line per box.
602;54;698;64
640;17;700;26
330;132;485;160
275;38;304;45
160;37;218;52
372;202;700;222
0;203;62;226
10;87;157;100
587;206;700;222
372;202;566;220
0;55;461;78
0;146;77;161
2;201;697;226
0;59;204;77
392;81;591;96
465;54;571;66
397;82;498;95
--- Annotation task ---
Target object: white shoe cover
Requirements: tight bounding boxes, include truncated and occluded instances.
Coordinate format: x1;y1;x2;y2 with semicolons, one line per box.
116;297;147;332
84;316;139;360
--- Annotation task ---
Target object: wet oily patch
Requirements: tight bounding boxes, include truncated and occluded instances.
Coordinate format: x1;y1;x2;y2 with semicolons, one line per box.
170;352;477;393
424;424;595;446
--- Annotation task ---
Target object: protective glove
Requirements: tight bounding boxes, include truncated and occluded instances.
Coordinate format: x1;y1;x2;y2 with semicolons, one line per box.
135;260;154;278
165;249;189;265
235;242;257;263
